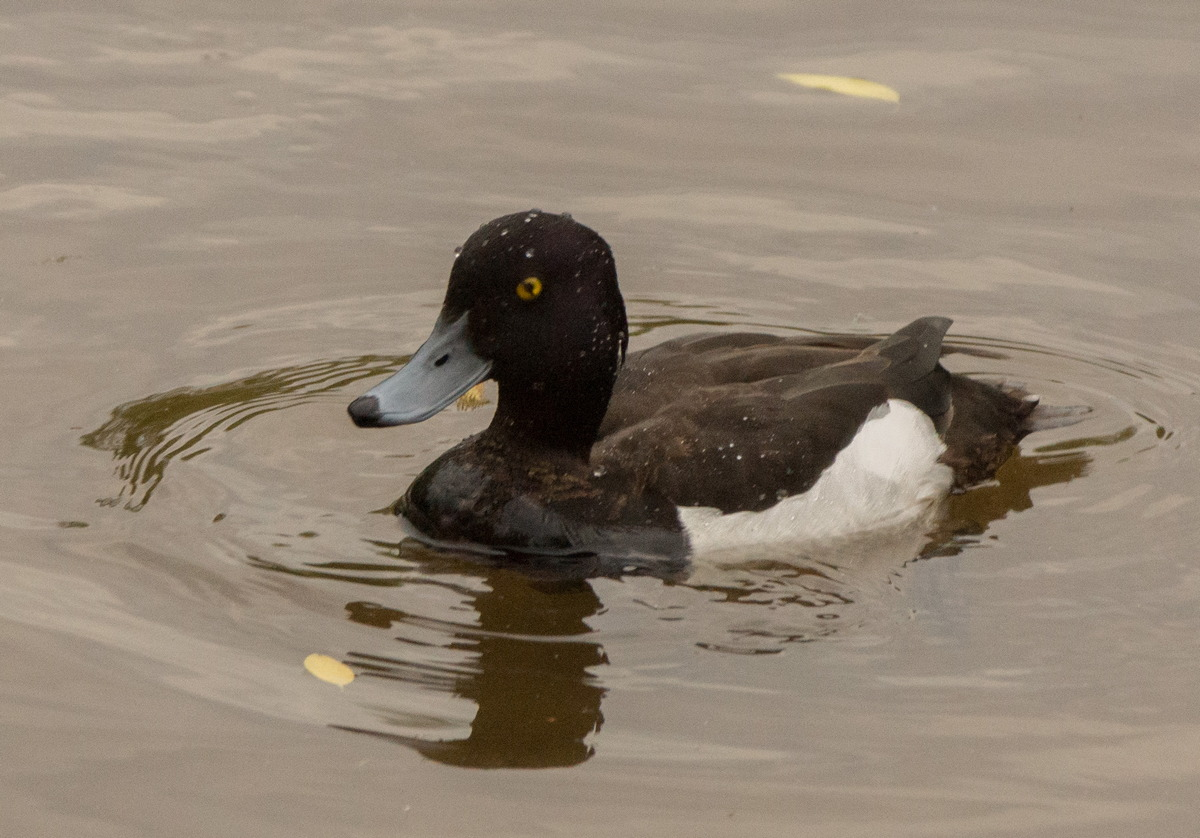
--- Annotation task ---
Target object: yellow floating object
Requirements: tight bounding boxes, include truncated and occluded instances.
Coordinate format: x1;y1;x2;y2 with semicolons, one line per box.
455;381;489;410
304;653;355;687
777;73;900;103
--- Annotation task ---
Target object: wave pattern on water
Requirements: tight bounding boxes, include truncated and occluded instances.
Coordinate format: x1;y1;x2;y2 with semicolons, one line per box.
81;355;402;510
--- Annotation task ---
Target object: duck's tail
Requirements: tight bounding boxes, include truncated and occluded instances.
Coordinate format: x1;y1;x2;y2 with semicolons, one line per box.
868;316;954;431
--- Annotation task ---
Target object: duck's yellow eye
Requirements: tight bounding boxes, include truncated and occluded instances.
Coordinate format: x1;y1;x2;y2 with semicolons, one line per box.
515;276;543;301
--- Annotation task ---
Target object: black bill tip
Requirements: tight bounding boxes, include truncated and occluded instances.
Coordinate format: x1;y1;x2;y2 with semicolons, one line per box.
347;394;383;427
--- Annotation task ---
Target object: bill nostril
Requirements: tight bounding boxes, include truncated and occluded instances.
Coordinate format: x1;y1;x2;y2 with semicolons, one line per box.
434;354;450;367
347;394;382;427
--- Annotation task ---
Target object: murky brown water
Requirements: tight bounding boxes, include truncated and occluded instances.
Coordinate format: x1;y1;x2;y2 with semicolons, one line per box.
4;3;1200;835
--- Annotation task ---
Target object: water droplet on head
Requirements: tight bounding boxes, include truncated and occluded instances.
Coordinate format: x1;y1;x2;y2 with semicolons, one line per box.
525;248;535;258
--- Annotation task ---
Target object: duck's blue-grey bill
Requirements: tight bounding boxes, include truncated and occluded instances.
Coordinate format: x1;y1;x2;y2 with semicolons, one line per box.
347;312;492;427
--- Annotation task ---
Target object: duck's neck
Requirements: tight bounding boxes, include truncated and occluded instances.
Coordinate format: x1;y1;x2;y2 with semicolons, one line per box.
485;374;612;462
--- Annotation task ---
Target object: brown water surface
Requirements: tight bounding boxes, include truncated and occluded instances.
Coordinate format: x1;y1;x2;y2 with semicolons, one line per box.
3;2;1200;835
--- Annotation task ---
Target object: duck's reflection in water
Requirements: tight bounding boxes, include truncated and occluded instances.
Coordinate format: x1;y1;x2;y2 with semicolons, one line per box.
336;570;609;768
927;443;1091;554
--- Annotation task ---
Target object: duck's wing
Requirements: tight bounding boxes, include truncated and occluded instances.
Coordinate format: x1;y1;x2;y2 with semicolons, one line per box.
602;331;874;436
594;317;955;513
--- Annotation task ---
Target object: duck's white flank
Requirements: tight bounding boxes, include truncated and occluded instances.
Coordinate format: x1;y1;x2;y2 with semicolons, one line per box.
677;399;952;555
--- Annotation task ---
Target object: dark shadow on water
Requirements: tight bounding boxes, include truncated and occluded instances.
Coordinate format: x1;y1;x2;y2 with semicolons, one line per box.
333;570;608;768
924;445;1091;558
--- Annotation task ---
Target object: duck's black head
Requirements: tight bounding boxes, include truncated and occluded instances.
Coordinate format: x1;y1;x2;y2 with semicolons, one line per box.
448;210;627;390
349;211;628;457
